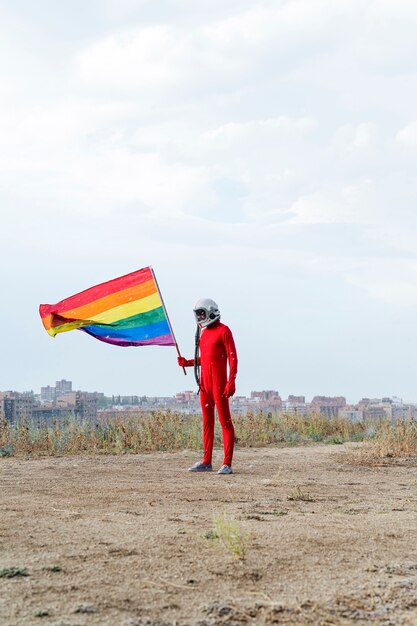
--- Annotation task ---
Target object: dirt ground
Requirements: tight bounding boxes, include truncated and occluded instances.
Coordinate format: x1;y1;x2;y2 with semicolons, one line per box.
1;444;417;626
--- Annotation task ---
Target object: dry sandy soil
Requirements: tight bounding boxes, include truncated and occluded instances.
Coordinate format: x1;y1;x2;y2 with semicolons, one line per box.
1;444;417;626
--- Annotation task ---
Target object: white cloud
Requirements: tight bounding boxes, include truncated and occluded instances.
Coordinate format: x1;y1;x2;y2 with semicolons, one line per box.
77;26;186;91
64;150;209;215
332;123;377;153
347;259;417;307
396;120;417;147
203;116;317;142
287;179;374;225
75;1;358;98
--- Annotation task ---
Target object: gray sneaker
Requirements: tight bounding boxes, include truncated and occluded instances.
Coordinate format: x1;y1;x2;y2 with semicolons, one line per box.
188;462;213;472
217;464;233;475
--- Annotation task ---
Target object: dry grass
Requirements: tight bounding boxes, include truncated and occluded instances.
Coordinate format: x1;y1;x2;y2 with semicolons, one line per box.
213;512;249;560
234;410;368;447
0;411;199;457
347;420;417;465
1;410;413;460
287;485;315;502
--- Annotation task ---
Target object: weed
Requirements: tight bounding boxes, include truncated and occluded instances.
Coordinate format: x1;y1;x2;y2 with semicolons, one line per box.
202;529;219;540
33;609;49;617
325;436;345;444
0;566;29;578
0;443;14;457
214;512;249;560
287;485;314;502
44;565;62;572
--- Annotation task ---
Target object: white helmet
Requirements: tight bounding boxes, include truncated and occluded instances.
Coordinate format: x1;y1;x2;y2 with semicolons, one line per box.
193;298;221;328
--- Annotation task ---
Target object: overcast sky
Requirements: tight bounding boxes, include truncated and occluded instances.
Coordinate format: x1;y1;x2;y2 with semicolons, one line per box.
1;0;417;403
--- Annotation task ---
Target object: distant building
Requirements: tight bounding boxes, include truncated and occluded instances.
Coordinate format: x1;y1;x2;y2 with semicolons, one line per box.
41;385;56;404
358;398;380;410
32;405;73;425
339;408;364;421
248;390;282;413
310;396;346;417
56;392;77;407
15;393;35;421
357;397;407;421
288;395;305;404
391;405;408;420
250;390;280;402
55;379;72;396
283;396;308;416
0;391;34;423
363;405;388;420
75;391;98;420
41;380;73;404
230;396;248;415
175;391;199;406
0;392;15;423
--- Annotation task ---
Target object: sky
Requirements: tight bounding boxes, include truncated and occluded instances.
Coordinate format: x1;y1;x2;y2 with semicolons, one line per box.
1;0;417;403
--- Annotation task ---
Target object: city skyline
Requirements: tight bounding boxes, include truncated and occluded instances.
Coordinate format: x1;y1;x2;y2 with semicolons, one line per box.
4;376;416;427
2;378;414;407
2;380;414;425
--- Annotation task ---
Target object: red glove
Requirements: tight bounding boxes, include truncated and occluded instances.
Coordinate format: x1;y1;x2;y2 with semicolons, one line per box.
177;356;194;367
223;379;236;398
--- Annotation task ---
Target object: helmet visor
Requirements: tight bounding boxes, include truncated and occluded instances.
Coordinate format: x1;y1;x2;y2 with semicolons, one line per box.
195;309;207;322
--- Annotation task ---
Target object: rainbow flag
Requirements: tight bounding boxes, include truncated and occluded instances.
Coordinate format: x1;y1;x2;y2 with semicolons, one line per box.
39;267;176;347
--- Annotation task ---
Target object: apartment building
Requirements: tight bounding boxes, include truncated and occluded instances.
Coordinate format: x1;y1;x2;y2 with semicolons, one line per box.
0;391;35;423
55;379;72;396
310;396;346;417
41;385;56;403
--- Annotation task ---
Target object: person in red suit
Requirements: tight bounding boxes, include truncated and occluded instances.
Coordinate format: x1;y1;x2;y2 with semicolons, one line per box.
178;298;238;475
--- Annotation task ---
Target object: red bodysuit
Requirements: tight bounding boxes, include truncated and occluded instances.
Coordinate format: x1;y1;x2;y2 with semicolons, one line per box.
198;321;238;467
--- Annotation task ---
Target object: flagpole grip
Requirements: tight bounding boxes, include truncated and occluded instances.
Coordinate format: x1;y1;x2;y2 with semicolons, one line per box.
174;343;187;376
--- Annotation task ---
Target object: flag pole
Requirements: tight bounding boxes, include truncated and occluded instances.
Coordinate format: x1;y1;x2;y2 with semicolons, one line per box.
150;267;187;376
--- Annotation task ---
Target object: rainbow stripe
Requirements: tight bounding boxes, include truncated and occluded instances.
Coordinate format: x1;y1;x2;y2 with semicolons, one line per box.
39;267;175;347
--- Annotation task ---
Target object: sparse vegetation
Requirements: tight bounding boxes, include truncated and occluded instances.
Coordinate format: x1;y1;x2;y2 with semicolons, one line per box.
347;420;417;465
33;609;49;617
0;567;29;578
287;485;315;502
2;411;414;464
0;410;378;457
234;410;367;447
0;443;14;457
202;529;219;540
213;512;249;560
44;565;62;572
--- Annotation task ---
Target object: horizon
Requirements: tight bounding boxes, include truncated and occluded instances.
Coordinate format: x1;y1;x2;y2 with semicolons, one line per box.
2;383;415;407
